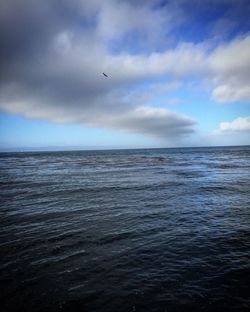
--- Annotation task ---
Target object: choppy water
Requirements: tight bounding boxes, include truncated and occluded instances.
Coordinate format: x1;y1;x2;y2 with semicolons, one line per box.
0;146;250;312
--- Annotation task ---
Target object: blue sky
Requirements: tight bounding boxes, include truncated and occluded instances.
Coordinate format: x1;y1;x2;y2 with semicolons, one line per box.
0;0;249;150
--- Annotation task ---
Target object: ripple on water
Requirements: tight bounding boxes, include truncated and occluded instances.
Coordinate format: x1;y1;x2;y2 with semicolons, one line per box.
0;146;250;312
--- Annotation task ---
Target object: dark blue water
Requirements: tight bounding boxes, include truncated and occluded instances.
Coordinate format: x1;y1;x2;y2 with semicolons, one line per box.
0;146;250;312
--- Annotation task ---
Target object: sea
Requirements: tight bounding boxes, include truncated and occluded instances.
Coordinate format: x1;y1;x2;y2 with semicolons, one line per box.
0;146;249;312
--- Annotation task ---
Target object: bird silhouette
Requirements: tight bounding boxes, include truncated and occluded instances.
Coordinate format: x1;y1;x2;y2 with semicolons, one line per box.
102;72;108;77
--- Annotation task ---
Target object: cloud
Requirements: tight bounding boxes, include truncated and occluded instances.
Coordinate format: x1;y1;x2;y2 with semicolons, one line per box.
0;0;198;140
209;35;250;103
218;116;250;132
166;98;183;105
212;84;250;103
107;106;195;137
0;0;249;143
0;83;195;139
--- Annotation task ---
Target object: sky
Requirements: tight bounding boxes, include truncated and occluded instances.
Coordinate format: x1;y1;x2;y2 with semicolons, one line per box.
0;0;250;150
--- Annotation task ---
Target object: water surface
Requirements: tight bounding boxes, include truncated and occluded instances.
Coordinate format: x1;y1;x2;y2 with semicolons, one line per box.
0;146;250;311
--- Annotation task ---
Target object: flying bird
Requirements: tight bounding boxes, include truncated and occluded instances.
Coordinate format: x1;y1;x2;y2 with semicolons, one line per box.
102;72;108;77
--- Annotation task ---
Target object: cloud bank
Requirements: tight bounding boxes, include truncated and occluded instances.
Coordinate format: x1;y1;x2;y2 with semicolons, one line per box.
0;0;249;141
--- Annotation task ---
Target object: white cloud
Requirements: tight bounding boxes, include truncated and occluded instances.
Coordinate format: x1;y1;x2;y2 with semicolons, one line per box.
212;84;250;103
218;116;250;132
209;35;250;103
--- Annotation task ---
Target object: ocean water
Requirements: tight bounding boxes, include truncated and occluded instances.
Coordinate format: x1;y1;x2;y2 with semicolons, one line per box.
0;146;250;312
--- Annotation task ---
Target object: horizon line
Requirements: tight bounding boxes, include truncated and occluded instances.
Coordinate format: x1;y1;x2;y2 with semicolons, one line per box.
0;144;249;153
